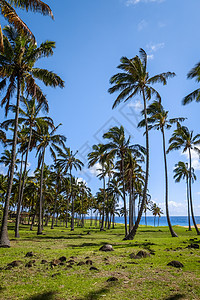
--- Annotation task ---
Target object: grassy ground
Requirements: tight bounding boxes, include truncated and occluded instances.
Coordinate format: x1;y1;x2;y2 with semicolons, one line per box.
0;222;200;300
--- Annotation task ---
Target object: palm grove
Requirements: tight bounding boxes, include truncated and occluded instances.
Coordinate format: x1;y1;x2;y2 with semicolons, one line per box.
0;1;200;248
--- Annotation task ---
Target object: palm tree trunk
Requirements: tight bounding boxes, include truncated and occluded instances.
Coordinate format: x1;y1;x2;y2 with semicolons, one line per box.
15;152;24;238
70;169;74;231
15;127;33;238
121;156;128;236
37;148;45;235
188;148;200;235
129;175;133;232
186;178;191;231
51;183;58;229
100;174;105;231
124;89;149;240
162;128;178;237
0;74;21;247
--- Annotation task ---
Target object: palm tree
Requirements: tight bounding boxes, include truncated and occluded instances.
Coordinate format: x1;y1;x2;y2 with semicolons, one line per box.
0;0;53;50
168;125;200;235
138;101;184;237
88;144;107;231
173;161;196;231
56;145;84;231
103;125;145;236
183;61;200;105
0;26;64;247
35;124;66;235
108;48;175;240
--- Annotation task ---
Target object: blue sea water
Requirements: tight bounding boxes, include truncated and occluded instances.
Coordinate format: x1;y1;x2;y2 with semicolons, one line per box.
113;216;200;227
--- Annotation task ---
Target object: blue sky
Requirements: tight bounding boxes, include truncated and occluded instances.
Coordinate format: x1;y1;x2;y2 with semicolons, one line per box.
1;0;200;216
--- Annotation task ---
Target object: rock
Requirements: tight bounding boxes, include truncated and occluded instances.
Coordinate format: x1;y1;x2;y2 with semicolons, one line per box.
107;277;118;282
189;244;199;249
99;244;114;252
41;260;48;264
90;266;99;271
130;250;150;259
87;231;91;235
66;265;73;268
167;261;184;268
67;259;75;265
25;252;34;257
59;256;67;262
25;260;35;268
59;262;65;266
7;260;22;268
86;260;93;265
51;259;61;266
77;261;85;266
85;256;90;259
52;273;61;278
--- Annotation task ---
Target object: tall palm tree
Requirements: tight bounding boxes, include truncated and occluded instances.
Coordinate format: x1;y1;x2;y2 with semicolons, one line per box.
168;125;200;235
138;101;184;237
183;61;200;105
88;143;107;231
56;145;84;231
35;124;66;235
0;26;64;247
108;48;175;240
103;125;145;236
0;0;53;51
173;161;196;231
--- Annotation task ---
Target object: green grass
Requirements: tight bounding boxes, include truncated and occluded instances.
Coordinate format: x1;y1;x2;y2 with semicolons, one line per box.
0;222;200;299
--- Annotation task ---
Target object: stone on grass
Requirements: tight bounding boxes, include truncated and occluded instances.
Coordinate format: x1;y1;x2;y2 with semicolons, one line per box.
107;277;118;282
7;260;22;268
130;250;150;259
86;260;93;265
90;266;99;271
51;259;61;266
25;260;36;268
25;252;34;257
41;260;48;264
77;261;85;266
59;256;67;262
99;244;114;252
188;244;199;249
167;261;184;268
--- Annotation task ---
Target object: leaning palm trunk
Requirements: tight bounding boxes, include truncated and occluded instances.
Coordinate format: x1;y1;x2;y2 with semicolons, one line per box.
37;148;45;235
188;148;200;235
162;129;178;237
0;75;21;247
15;127;33;238
124;90;149;240
186;178;191;231
15;152;24;238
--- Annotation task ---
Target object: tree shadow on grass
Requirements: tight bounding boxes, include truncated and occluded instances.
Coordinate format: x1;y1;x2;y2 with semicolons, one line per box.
76;285;112;300
164;294;185;300
27;291;56;300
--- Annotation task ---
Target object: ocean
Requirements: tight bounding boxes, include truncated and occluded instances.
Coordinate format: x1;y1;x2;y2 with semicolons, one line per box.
113;216;200;227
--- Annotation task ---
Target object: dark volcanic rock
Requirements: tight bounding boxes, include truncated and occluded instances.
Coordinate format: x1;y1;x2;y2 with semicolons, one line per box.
188;243;199;249
130;250;150;259
86;260;93;265
51;259;61;266
41;260;48;264
59;256;67;262
7;260;22;268
25;260;35;268
99;244;114;252
25;252;34;257
167;261;184;268
90;266;99;271
77;261;85;266
107;277;118;282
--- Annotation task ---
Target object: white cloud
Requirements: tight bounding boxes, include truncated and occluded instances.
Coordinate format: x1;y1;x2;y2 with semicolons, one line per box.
77;177;87;185
88;162;102;177
147;54;154;60
181;146;200;171
147;42;165;52
137;19;148;31
126;0;164;6
0;164;7;175
128;100;143;112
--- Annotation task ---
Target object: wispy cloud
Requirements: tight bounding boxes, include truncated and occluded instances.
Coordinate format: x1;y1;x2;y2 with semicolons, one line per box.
128;100;143;112
146;42;165;52
88;162;102;177
137;19;148;31
181;147;200;171
126;0;165;6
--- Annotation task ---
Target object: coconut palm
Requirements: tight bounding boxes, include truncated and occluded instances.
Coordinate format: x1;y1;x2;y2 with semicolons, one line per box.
35;124;66;235
138;101;185;237
0;26;64;247
88;144;107;231
108;48;175;240
168;125;200;235
56;145;84;231
183;61;200;105
0;0;53;51
173;161;196;231
103;125;145;236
